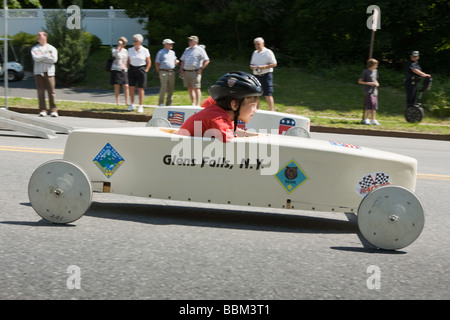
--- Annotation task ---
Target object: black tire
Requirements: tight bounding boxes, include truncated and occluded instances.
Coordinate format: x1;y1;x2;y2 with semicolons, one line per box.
405;106;424;123
7;70;17;82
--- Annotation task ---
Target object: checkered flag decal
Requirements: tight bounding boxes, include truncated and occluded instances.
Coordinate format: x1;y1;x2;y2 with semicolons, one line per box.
375;172;390;185
356;172;392;198
359;174;375;189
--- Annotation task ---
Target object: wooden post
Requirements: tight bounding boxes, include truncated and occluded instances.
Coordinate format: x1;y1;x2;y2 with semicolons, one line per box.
362;6;380;122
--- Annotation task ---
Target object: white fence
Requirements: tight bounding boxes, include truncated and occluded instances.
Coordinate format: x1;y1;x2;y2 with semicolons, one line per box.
0;7;147;45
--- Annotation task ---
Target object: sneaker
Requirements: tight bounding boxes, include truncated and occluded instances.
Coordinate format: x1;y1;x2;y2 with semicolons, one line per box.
362;118;370;125
158;104;164;107
127;104;135;111
50;111;59;117
39;110;47;117
371;120;380;126
137;105;144;113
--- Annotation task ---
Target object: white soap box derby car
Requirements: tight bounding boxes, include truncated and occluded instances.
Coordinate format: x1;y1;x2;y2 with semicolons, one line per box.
28;110;424;251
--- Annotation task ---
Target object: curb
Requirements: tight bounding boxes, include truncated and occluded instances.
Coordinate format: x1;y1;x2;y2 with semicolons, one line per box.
311;125;450;141
6;107;450;141
7;107;151;122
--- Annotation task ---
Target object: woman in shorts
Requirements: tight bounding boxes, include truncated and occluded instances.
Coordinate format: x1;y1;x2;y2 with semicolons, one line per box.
127;34;151;113
111;37;129;106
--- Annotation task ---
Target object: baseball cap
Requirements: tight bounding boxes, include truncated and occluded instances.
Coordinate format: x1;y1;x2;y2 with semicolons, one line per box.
163;39;175;44
187;35;199;42
411;51;420;56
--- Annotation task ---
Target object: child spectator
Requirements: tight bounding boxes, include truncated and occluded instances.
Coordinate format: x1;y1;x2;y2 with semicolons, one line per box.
358;58;380;125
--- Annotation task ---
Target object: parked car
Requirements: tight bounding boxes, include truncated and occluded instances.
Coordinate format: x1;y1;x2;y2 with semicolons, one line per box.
0;38;25;81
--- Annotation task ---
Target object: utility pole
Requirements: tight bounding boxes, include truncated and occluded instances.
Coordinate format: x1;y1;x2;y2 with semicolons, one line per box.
3;0;8;109
368;5;380;59
362;5;381;122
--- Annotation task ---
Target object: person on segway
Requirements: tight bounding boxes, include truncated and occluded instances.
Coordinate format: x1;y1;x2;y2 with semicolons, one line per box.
404;51;432;122
405;51;432;107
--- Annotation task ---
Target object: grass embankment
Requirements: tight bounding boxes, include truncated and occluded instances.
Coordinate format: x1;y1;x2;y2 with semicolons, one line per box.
5;46;449;135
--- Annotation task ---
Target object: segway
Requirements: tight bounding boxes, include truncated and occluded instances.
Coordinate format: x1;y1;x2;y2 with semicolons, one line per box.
405;77;432;123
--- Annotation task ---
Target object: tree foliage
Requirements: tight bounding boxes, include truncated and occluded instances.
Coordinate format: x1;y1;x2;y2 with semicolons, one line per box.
43;1;91;85
108;0;449;74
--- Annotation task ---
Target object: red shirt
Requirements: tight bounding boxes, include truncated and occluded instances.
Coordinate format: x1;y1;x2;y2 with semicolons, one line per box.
201;96;216;108
179;104;235;142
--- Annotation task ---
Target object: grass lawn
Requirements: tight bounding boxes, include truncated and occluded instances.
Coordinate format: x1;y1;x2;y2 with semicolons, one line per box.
4;46;449;135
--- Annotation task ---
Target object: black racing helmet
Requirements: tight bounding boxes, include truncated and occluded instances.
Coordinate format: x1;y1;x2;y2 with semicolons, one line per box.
208;71;263;101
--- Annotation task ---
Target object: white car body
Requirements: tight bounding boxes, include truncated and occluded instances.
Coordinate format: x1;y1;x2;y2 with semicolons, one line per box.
63;127;415;213
151;106;310;135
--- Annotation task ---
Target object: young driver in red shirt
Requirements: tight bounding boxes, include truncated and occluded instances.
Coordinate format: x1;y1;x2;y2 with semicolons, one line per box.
179;71;262;142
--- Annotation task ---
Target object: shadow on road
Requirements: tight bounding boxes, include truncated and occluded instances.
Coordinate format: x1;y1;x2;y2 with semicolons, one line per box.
85;201;359;235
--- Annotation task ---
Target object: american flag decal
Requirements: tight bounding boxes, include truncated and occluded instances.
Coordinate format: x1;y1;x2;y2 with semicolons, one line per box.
329;141;362;150
168;111;185;126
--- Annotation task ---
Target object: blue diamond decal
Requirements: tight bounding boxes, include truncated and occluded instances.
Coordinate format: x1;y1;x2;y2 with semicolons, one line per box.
93;143;125;179
274;159;309;194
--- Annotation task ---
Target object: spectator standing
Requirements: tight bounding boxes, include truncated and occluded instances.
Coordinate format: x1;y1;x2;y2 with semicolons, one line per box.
155;39;179;106
31;31;58;117
127;34;151;113
180;35;210;106
111;36;129;106
405;51;431;108
249;37;277;111
358;58;380;125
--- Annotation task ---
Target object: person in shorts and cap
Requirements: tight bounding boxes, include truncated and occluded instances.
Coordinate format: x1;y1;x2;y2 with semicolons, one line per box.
405;50;432;108
180;35;210;106
179;71;262;142
155;39;179;106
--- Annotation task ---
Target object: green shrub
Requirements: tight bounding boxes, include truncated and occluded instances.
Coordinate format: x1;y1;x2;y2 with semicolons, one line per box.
44;8;90;86
84;32;102;52
427;89;450;118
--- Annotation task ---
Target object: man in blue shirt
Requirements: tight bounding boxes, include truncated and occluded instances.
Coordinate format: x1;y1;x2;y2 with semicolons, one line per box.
155;39;179;106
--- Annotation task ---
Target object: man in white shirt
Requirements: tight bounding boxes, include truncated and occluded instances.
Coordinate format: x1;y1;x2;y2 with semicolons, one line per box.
180;35;210;106
249;37;277;111
31;31;58;117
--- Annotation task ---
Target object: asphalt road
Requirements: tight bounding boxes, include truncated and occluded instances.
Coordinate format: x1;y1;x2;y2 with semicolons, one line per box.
0;116;449;304
2;71;158;105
